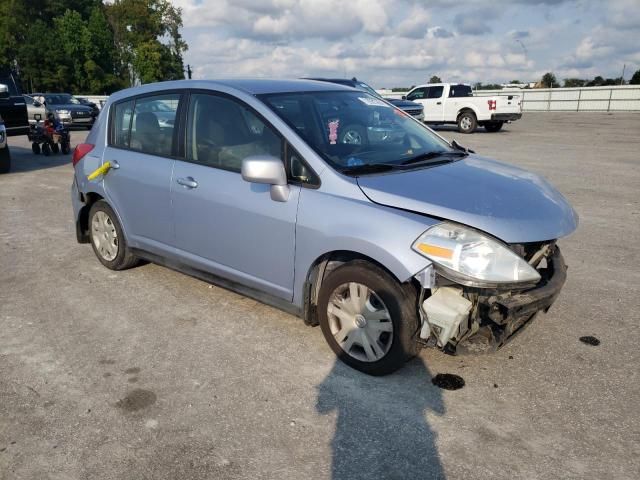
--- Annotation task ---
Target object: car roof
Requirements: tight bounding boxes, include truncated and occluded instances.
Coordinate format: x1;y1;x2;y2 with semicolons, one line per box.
109;78;354;102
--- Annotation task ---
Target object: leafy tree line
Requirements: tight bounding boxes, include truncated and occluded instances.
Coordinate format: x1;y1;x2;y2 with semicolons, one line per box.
0;0;187;94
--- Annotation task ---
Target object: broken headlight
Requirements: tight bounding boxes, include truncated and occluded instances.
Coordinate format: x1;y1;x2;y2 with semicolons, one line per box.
412;222;541;287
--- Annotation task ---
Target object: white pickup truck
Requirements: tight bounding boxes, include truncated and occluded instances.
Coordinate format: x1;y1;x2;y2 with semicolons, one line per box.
403;83;522;133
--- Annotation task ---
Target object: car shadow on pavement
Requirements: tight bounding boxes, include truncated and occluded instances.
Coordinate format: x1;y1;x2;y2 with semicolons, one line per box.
316;357;446;480
5;145;71;173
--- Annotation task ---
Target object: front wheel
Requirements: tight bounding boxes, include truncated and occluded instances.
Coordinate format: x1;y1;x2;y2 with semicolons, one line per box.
51;143;60;154
32;142;41;154
318;260;419;376
484;121;503;132
61;142;71;155
457;112;477;134
42;142;51;156
88;200;139;270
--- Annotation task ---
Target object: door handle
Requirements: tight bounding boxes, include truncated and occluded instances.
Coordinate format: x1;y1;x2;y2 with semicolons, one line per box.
177;176;198;189
436;101;442;105
109;160;120;169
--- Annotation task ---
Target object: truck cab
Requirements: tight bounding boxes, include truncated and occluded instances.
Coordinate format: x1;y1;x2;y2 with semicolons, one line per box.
405;83;522;133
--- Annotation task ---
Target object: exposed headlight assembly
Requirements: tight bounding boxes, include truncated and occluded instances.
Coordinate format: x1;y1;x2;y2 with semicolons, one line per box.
55;109;71;115
412;222;541;287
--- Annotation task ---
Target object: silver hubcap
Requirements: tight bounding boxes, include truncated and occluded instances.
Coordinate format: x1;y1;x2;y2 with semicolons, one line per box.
342;130;363;145
327;282;393;362
460;116;472;130
91;211;118;261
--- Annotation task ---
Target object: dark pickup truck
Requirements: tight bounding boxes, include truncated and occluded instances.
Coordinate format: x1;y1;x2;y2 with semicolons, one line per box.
0;69;30;137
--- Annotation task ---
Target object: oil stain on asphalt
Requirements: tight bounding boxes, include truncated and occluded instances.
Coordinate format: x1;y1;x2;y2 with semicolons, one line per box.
431;373;465;390
115;389;157;412
579;335;601;346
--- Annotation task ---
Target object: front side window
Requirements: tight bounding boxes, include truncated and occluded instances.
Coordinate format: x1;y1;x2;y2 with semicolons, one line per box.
186;93;282;172
406;88;426;100
260;91;455;174
129;94;179;157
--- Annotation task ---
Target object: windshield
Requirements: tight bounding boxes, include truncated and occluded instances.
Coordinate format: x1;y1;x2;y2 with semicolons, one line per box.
44;94;79;105
260;91;454;172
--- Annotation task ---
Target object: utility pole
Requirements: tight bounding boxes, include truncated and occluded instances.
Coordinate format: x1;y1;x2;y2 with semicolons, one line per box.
621;64;626;85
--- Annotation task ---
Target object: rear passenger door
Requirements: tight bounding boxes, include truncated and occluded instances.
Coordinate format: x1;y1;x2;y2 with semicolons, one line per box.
102;92;182;254
170;91;300;300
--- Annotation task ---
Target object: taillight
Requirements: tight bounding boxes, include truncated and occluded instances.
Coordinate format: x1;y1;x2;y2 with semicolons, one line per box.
72;143;94;167
487;99;497;111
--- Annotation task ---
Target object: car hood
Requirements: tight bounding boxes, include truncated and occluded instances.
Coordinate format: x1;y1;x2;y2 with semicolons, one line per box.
356;155;578;243
385;98;423;110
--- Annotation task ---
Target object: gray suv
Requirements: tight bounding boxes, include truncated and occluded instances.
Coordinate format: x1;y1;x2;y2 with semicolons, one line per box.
71;79;577;375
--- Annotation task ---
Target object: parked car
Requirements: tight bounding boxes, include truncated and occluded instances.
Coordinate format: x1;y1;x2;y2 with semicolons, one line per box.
30;93;94;129
404;83;522;133
75;96;100;119
0;69;29;137
307;77;425;121
24;94;47;124
71;79;577;375
0;113;10;173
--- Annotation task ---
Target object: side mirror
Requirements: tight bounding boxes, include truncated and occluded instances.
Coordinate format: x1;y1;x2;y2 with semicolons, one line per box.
0;84;9;99
241;155;290;202
401;95;407;100
33;100;42;107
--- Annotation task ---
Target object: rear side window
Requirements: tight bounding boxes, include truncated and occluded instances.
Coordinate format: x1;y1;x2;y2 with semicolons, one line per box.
129;94;180;157
111;100;134;148
186;93;282;172
449;85;473;97
427;86;444;98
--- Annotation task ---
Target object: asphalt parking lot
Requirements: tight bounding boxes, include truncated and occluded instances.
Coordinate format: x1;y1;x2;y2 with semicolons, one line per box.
1;112;639;479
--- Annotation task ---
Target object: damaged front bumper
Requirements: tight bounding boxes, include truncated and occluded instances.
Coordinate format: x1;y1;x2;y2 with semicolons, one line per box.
418;246;568;354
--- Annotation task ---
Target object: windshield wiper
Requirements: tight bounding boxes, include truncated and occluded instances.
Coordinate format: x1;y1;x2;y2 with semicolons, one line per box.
399;150;468;166
340;163;399;176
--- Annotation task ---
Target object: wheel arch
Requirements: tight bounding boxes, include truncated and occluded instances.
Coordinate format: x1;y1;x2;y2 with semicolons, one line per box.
76;191;104;243
301;249;420;327
456;107;477;120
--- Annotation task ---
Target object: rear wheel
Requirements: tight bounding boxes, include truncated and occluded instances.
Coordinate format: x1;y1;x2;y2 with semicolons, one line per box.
484;121;503;132
0;146;10;174
457;111;477;134
42;142;51;156
32;143;41;154
51;143;60;154
88;200;139;270
318;260;419;375
61;141;70;155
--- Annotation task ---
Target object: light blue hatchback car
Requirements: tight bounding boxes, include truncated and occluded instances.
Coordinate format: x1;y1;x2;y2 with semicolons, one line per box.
71;79;578;375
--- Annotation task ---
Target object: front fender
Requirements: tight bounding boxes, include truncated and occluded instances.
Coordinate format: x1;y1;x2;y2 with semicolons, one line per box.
292;188;436;307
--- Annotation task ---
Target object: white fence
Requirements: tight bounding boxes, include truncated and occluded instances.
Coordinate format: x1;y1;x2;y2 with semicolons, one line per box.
380;85;640;112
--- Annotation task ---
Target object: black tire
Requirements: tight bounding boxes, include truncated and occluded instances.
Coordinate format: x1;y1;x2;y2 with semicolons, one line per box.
32;142;41;154
457;111;477;134
0;146;10;174
51;143;60;154
318;260;419;376
42;142;51;156
61;142;70;155
484;121;503;132
88;200;139;270
339;124;368;145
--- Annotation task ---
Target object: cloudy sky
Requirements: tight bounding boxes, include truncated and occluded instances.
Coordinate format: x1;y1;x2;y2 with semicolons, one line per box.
173;0;640;88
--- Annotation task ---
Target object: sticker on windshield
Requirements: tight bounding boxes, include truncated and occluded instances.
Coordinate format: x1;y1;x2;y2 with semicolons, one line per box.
328;119;340;144
358;96;390;108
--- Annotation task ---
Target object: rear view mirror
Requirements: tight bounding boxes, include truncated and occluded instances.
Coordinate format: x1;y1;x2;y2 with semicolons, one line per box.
0;84;9;99
241;155;290;202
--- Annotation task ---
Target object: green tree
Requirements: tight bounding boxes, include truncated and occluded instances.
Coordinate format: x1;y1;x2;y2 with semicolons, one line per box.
429;75;442;83
563;78;586;87
541;72;559;88
630;69;640;85
510;80;521;84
